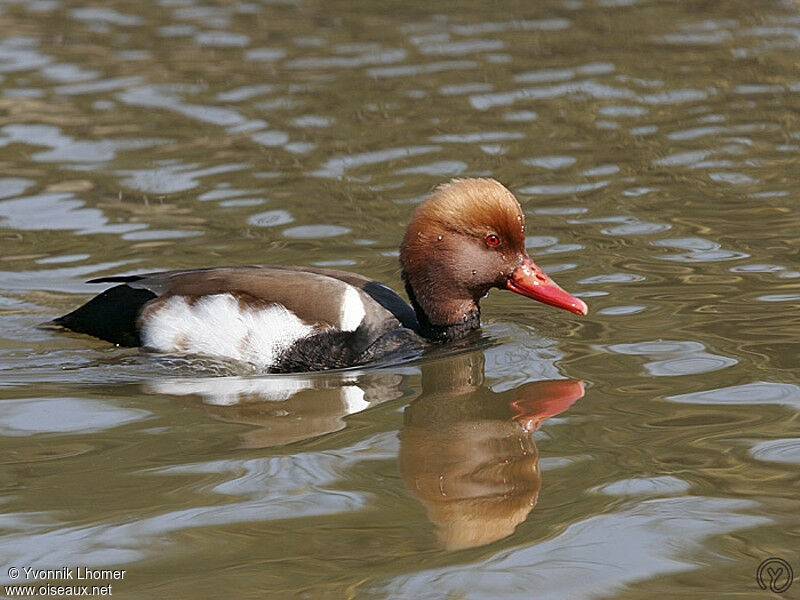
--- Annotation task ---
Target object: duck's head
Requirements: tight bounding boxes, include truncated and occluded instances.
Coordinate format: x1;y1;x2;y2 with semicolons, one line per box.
400;178;587;340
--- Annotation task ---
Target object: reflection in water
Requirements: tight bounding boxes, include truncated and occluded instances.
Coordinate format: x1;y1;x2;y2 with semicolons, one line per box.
149;372;406;448
401;353;583;550
151;351;583;550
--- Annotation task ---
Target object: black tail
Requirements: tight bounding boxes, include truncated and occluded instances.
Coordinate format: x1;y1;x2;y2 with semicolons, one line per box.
51;284;156;346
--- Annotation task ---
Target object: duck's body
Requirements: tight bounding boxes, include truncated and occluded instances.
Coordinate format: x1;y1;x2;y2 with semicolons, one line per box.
54;179;587;372
55;265;425;371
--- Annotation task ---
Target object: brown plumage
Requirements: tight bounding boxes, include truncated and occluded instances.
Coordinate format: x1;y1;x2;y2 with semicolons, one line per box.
401;178;528;330
404;178;526;244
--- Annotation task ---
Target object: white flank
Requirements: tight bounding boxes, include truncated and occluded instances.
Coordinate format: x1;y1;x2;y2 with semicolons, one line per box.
339;286;366;331
140;294;314;369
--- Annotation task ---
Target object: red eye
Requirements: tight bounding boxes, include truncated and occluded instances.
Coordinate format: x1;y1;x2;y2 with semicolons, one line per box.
485;234;500;247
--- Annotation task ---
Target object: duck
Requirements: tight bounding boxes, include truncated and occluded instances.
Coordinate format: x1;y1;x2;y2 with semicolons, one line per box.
52;178;588;372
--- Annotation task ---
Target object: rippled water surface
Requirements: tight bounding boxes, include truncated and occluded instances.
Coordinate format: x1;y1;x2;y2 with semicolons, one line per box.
1;0;799;597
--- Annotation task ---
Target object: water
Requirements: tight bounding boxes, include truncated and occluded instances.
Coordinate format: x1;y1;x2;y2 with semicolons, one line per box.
1;0;799;597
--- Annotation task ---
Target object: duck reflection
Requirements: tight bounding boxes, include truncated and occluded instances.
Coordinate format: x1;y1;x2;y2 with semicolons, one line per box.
401;353;583;550
149;352;583;549
148;372;407;448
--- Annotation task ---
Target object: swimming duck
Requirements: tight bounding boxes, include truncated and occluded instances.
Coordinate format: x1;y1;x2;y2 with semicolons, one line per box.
53;178;588;372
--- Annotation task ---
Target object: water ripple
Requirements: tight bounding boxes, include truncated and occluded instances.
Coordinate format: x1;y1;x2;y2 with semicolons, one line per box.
0;37;51;73
519;181;609;195
286;49;406;69
749;439;800;464
366;60;477;78
118;162;248;194
522;155;576;169
598;476;692;496
118;85;247;127
652;237;749;262
605;340;737;376
667;383;800;409
310;145;441;178
247;210;294;228
0;193;145;235
69;7;143;27
0;398;149;436
0;124;167;164
376;497;764;600
471;80;634;110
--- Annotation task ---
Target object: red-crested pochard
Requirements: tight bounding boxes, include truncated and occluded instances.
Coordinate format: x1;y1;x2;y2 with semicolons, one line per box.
53;178;588;372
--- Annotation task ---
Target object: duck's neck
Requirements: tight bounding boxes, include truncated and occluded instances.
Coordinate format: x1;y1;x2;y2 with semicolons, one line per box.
403;279;481;342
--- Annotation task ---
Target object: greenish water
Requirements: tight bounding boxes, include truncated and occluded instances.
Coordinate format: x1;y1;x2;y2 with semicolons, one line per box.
1;0;799;598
